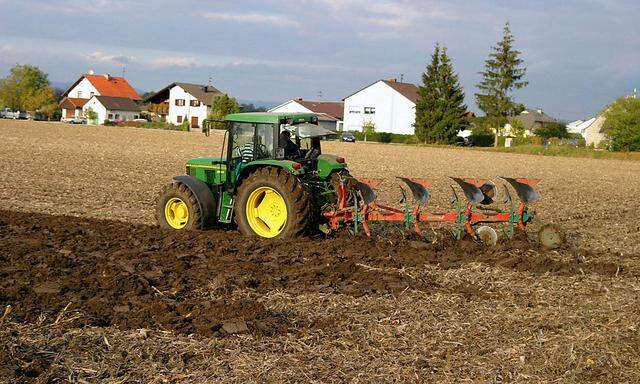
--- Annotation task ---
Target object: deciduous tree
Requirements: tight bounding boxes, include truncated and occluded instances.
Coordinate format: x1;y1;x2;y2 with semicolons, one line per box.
603;97;640;151
0;64;56;113
209;94;241;129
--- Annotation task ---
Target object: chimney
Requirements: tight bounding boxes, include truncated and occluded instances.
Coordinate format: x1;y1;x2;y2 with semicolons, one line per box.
387;77;397;83
297;98;303;101
537;108;543;114
104;74;111;80
88;69;94;75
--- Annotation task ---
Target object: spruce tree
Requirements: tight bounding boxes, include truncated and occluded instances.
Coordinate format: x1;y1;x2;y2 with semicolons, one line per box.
475;22;528;145
435;47;468;143
415;44;468;144
415;44;441;143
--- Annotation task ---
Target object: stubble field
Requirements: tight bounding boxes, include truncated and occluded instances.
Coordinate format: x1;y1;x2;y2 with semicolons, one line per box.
1;120;639;383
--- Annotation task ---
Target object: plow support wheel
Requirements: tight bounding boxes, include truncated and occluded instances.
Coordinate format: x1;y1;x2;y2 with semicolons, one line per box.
397;177;430;205
501;177;540;203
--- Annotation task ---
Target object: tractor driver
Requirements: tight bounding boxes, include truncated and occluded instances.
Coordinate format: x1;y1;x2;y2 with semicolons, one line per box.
279;130;299;159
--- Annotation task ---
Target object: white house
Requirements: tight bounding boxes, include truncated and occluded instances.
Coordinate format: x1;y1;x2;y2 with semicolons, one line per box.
59;72;141;120
269;99;344;132
83;96;141;125
566;117;597;137
582;115;607;148
145;83;223;129
343;79;419;135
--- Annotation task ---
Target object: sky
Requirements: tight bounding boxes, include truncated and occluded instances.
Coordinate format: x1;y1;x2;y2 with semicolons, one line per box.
0;0;638;120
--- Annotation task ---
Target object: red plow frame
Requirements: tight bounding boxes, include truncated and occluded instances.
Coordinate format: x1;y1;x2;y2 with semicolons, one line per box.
324;176;545;244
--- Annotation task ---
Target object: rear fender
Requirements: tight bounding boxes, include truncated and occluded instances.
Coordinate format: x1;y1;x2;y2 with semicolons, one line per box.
172;175;217;227
236;160;303;187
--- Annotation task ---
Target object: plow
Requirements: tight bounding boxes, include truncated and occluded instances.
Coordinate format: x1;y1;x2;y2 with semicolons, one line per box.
324;176;562;248
157;112;563;248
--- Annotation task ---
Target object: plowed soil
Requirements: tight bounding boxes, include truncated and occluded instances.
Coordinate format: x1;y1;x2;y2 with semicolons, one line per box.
1;121;639;383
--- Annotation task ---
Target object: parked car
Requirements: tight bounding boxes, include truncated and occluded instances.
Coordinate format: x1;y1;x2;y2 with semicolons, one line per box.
455;137;474;147
1;108;18;119
61;116;87;124
342;132;356;142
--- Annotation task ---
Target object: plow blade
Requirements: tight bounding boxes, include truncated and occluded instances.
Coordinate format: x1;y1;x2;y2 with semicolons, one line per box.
450;178;485;204
501;177;540;203
354;181;378;205
397;177;430;205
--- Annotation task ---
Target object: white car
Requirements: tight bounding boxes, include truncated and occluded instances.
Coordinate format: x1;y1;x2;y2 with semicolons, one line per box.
61;116;87;124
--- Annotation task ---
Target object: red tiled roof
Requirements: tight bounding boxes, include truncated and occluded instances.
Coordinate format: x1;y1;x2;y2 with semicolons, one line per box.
84;74;141;100
59;97;89;109
294;99;344;120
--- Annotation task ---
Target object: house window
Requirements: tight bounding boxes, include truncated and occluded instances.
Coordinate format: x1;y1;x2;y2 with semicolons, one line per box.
77;91;83;98
134;115;139;119
364;107;376;114
348;106;361;114
175;99;185;106
177;115;183;123
190;100;201;107
108;114;114;120
115;114;120;120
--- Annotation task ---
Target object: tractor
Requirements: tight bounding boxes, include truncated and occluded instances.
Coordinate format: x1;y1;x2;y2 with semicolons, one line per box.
157;112;349;238
157;112;562;247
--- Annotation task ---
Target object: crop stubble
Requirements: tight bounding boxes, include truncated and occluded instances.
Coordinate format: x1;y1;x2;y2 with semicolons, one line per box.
1;121;639;383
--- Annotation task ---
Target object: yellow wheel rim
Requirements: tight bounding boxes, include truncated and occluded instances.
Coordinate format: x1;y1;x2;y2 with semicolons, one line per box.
246;187;287;238
164;197;189;229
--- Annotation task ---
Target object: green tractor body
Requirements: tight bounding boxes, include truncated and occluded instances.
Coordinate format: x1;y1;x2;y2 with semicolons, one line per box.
157;112;348;238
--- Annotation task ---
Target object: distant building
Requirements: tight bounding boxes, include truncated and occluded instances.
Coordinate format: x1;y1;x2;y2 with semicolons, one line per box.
269;98;344;132
59;73;141;121
512;108;557;136
83;96;141;125
582;115;607;148
145;83;223;129
343;78;418;135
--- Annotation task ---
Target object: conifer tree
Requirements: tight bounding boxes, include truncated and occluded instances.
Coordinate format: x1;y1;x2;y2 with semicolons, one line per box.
475;22;528;145
415;44;468;144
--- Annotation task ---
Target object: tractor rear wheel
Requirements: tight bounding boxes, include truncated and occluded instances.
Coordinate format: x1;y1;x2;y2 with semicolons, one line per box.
236;167;310;238
156;182;203;230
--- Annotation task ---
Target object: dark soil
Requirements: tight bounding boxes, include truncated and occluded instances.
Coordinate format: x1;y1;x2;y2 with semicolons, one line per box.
0;210;622;340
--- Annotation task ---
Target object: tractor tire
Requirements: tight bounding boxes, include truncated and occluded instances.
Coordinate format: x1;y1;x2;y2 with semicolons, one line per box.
235;166;311;238
156;182;204;230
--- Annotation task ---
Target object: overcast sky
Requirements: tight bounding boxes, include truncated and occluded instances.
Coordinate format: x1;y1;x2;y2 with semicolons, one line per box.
0;0;638;119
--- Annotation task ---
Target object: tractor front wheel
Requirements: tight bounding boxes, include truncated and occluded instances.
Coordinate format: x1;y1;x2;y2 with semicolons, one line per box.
156;182;203;230
236;167;310;238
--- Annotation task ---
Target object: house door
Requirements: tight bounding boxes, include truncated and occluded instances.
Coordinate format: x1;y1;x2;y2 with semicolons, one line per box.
191;116;199;128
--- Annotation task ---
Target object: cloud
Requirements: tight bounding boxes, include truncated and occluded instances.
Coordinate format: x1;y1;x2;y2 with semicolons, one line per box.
86;51;136;66
25;0;129;14
149;56;200;69
311;0;461;29
202;11;300;27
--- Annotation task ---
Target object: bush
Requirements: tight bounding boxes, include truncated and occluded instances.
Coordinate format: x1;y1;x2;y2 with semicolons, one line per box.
103;120;117;126
603;97;640;152
469;133;494;147
378;132;393;143
513;136;544;146
535;122;569;139
350;131;416;144
180;119;190;132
